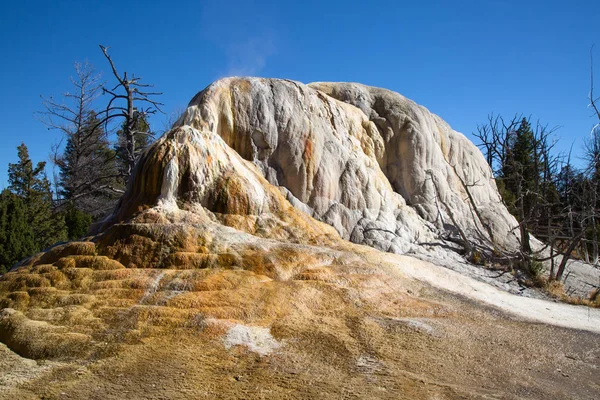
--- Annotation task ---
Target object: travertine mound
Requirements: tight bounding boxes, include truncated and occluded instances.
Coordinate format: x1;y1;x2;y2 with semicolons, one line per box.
0;77;524;361
98;77;518;255
1;78;521;357
310;82;517;247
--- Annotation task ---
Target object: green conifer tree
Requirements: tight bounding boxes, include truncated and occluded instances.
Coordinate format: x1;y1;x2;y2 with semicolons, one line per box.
501;118;537;210
0;190;36;273
495;118;542;255
8;143;67;250
57;111;120;219
63;206;93;240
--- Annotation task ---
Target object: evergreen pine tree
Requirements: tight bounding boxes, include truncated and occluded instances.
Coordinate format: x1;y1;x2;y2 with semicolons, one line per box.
497;118;542;255
57;111;120;218
63;206;93;240
0;190;36;273
8;143;67;250
501;118;537;212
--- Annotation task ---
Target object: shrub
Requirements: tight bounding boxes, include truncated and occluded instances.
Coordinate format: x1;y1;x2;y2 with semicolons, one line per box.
64;207;92;240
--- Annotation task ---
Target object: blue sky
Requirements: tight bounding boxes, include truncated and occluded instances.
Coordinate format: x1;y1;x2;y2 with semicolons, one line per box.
0;0;599;187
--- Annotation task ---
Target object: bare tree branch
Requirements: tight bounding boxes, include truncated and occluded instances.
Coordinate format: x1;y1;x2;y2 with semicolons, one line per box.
98;44;163;183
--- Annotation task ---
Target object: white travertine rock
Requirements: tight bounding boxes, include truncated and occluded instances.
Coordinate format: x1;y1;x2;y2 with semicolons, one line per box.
101;77;518;256
309;82;519;249
171;78;518;253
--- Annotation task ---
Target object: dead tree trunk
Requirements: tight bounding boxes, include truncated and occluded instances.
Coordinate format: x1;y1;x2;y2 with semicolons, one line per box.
451;164;495;245
555;233;583;281
98;45;163;184
426;170;474;258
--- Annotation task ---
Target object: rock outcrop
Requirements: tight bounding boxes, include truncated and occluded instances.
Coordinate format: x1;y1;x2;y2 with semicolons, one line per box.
2;78;522;353
97;77;518;256
310;82;518;248
0;77;524;361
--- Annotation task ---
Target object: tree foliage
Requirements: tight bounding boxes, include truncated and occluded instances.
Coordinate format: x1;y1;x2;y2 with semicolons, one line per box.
0;144;67;273
8;143;67;249
56;111;121;217
63;206;93;240
475;115;560;260
40;62;122;221
0;190;36;273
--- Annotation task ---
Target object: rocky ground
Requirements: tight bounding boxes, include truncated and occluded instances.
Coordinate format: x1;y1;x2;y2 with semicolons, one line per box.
1;245;598;400
414;247;600;301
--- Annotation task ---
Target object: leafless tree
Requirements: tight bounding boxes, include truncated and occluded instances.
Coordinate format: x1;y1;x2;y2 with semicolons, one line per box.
472;113;589;280
425;169;475;259
581;45;600;267
589;45;600;124
160;106;187;135
38;62;122;217
39;61;101;138
474;114;522;175
97;45;163;182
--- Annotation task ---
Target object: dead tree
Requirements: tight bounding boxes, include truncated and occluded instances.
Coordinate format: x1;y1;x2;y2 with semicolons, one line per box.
581;45;600;267
590;45;600;123
474;114;522;177
425;169;475;259
467;49;600;283
451;164;495;245
39;61;101;136
473;113;585;279
98;45;163;183
38;62;122;217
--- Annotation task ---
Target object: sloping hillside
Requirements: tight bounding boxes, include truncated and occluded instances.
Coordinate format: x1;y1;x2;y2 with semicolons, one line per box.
1;78;598;399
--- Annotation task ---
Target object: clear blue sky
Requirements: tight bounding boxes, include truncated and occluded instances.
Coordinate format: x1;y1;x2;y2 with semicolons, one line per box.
1;0;599;187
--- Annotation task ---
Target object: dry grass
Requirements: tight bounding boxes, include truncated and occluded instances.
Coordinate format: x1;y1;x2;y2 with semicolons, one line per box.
544;279;600;308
